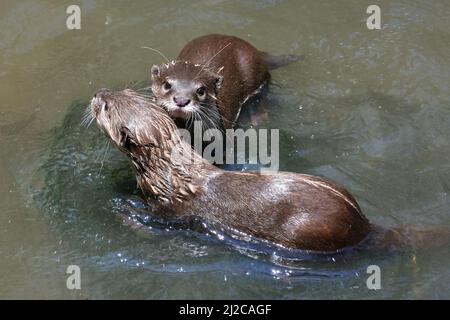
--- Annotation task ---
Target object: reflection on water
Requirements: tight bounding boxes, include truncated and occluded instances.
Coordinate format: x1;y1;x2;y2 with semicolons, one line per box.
1;0;450;299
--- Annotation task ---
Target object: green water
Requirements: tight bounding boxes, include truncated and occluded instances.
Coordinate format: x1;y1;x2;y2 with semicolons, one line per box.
1;0;449;299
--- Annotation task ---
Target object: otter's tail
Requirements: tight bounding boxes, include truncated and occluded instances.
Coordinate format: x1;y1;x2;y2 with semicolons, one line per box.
259;52;304;70
367;224;450;251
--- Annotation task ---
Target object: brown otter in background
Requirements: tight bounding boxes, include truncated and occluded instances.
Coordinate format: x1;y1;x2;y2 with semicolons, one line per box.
90;89;450;252
151;34;301;132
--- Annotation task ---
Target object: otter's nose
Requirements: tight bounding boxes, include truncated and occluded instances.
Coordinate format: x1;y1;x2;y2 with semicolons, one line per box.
92;88;111;117
173;96;191;107
94;88;111;99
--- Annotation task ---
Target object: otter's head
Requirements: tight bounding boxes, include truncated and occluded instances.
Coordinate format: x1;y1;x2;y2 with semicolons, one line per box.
90;88;176;154
90;88;206;203
151;61;224;128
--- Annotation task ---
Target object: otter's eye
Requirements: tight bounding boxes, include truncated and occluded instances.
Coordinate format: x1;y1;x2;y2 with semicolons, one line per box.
196;87;206;96
163;81;172;91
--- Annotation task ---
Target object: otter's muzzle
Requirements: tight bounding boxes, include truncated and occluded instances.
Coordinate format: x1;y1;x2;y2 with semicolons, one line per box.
91;88;111;117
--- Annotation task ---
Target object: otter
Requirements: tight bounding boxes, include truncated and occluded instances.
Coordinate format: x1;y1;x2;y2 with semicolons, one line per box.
92;88;368;251
150;34;301;132
90;89;450;252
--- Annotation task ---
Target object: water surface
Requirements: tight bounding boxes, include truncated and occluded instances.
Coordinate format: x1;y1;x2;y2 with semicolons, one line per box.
1;0;449;299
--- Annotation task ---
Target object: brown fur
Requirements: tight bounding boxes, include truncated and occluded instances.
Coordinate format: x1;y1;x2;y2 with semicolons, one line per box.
91;89;373;252
151;34;272;131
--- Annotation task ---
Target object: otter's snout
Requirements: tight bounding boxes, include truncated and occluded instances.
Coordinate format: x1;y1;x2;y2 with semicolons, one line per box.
92;88;111;117
94;88;111;98
173;96;191;108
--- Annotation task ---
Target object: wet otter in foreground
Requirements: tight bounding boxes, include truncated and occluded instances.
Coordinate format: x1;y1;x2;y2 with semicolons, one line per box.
91;89;449;252
151;34;301;132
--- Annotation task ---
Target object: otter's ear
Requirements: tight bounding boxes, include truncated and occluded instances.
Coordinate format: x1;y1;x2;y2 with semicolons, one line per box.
119;127;134;150
151;65;161;79
215;75;224;90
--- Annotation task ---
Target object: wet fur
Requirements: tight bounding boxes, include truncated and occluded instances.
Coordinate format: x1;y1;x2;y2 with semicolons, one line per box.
92;89;373;252
151;34;277;131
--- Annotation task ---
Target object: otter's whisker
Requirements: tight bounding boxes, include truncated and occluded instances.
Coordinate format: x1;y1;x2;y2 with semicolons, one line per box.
97;140;111;176
195;42;231;78
198;105;220;122
95;140;109;163
197;108;224;135
135;86;153;93
81;105;96;128
124;80;147;91
81;104;91;120
86;115;96;128
186;110;195;130
207;93;219;101
142;46;170;64
203;96;232;125
199;103;231;127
